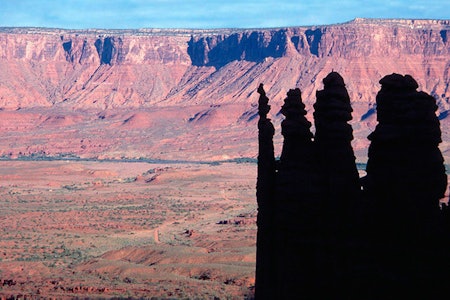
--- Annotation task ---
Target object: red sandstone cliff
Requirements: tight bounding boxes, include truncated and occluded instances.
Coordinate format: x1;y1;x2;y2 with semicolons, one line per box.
0;19;449;161
1;19;449;111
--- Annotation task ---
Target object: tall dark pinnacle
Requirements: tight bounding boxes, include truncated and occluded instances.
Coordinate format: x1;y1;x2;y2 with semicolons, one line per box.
364;73;446;214
313;72;362;297
363;73;448;297
255;84;276;300
254;72;450;300
273;87;324;299
314;71;360;215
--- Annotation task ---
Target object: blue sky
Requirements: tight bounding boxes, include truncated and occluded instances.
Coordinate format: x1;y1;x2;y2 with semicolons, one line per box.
0;0;447;29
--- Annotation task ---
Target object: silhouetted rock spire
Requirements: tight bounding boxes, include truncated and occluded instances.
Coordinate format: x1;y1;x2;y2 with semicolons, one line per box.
313;72;362;296
314;71;360;215
363;73;448;297
364;73;446;214
274;87;322;299
255;84;276;299
255;72;449;300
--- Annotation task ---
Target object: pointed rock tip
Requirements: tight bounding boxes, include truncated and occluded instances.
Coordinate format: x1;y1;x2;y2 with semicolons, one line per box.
323;71;345;88
286;88;301;98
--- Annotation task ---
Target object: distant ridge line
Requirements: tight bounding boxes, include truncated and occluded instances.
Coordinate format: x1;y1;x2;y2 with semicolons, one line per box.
1;18;449;35
350;17;450;26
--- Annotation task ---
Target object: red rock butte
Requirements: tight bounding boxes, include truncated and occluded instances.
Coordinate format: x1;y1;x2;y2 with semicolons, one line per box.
0;18;449;162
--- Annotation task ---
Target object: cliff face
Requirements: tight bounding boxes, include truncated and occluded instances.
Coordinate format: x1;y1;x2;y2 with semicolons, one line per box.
186;20;450;113
0;30;191;109
0;19;449;111
0;19;449;161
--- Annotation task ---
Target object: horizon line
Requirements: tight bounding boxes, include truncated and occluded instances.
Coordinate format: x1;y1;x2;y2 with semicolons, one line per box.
1;17;449;32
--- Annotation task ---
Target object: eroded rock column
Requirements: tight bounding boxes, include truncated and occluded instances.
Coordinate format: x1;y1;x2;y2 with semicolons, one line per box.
363;73;448;297
273;88;323;299
255;84;276;300
313;72;361;296
314;72;360;209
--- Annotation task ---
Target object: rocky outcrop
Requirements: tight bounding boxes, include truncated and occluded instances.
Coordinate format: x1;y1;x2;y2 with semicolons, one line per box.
185;19;450;113
313;73;362;297
364;73;447;209
255;72;450;299
0;30;191;108
188;30;290;68
314;72;360;212
362;74;449;297
0;19;449;112
255;84;276;299
189;19;450;63
273;87;324;299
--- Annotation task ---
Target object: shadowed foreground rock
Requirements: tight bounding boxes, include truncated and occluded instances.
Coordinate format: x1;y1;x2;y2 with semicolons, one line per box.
255;83;276;299
255;72;449;299
362;73;449;298
273;87;322;298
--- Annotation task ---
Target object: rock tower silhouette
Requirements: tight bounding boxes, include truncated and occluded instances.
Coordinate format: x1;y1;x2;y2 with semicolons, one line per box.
255;72;449;299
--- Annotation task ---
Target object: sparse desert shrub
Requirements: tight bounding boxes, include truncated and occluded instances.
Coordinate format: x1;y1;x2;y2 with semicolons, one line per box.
62;184;84;191
121;176;137;183
194;271;211;281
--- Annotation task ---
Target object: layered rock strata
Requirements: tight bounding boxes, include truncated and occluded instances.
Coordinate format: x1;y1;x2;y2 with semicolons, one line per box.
1;19;450;162
0;19;449;115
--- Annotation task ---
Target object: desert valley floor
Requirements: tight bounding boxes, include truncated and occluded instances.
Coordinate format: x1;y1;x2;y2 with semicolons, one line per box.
0;158;449;299
0;160;257;299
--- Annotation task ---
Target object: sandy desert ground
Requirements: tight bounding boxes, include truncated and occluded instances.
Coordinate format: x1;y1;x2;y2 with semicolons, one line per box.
0;160;257;299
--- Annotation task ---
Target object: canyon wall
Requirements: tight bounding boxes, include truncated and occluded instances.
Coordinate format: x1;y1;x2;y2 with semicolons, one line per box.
1;19;449;112
0;28;192;109
0;19;449;160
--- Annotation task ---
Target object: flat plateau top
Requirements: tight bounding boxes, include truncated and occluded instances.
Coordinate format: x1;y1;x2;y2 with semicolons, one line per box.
1;18;449;36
